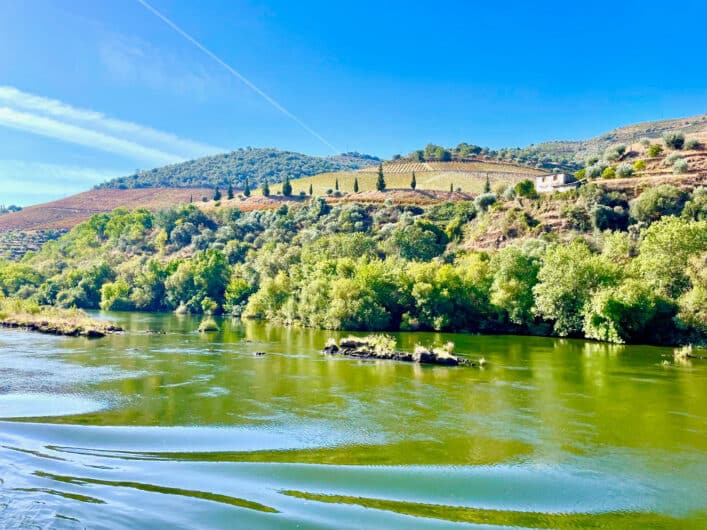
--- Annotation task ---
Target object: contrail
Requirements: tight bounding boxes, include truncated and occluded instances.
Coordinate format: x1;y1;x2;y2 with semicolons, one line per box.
136;0;339;154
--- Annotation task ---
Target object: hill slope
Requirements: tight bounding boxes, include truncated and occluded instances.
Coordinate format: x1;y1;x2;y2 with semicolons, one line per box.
98;148;379;190
530;113;707;163
0;187;210;232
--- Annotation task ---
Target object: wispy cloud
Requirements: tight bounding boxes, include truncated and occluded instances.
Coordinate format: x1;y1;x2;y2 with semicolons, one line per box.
0;86;223;165
0;160;126;204
99;34;214;101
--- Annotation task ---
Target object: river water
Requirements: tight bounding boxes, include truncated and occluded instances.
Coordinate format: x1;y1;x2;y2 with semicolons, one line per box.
0;313;705;528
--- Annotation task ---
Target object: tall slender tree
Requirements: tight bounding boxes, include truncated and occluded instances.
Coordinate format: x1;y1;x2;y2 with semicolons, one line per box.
213;187;222;201
227;181;234;200
308;183;313;195
483;174;491;193
450;182;453;193
335;178;339;191
262;178;270;197
411;171;417;190
282;175;292;197
353;177;359;193
376;163;386;192
244;177;251;197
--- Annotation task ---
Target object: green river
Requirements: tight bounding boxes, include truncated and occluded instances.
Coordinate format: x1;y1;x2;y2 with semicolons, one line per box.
0;312;705;528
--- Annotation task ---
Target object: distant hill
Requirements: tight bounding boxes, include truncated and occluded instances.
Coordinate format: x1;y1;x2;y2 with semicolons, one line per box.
98;148;380;190
398;113;707;171
528;113;707;163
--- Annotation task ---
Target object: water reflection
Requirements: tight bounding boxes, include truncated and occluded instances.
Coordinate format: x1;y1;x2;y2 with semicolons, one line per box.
0;313;705;528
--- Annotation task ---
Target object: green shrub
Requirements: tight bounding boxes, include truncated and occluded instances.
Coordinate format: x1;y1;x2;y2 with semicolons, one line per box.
474;193;497;211
673;158;689;174
685;138;701;150
592;204;628;231
647;144;663;157
601;166;616;179
514;179;538;199
633;159;647;171
665;152;683;166
663;131;685;150
561;204;591;231
616;163;634;178
629;184;688;224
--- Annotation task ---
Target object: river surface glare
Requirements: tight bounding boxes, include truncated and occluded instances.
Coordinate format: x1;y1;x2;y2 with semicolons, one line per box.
0;312;705;528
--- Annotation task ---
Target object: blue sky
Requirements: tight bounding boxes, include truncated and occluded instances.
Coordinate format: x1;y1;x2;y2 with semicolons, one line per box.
1;0;706;205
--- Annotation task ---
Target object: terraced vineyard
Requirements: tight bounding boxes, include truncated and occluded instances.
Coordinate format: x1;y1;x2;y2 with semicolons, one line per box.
280;161;544;196
0;230;66;260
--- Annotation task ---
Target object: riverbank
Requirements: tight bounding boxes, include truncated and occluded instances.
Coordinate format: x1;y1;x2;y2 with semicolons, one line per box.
0;298;122;337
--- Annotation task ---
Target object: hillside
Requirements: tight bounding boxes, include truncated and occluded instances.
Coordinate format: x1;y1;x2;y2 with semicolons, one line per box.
0;187;210;233
530;113;707;163
279;160;544;196
98;148;379;190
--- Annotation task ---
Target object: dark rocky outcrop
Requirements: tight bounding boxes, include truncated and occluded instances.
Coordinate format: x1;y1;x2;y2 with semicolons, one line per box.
323;336;478;367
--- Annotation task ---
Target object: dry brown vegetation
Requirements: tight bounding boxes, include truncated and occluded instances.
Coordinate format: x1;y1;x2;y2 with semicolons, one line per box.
0;187;211;232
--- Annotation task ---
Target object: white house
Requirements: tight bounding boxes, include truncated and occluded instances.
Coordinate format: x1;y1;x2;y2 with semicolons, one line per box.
535;173;580;193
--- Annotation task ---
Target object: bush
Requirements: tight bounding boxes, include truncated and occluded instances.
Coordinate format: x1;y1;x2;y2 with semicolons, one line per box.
514;179;538;199
601;166;616;179
673;158;689;174
685;138;701;150
474;193;497;211
665;152;683;166
561;204;591;231
586;162;607;179
663;131;685;150
682;187;707;221
629;184;688;223
592;204;628;231
615;163;633;178
647;144;663;157
633;159;647;171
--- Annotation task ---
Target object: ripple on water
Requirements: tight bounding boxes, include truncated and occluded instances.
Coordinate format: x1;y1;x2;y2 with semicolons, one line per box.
0;393;106;419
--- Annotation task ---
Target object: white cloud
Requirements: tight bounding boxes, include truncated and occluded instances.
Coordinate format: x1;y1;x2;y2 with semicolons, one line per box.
0;86;223;165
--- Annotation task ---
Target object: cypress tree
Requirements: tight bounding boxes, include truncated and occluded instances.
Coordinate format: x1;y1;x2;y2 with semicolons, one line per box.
213;187;222;201
376;163;386;192
483;174;491;193
335;178;339;191
353;177;359;193
308;183;313;195
450;182;453;193
262;178;270;197
244;177;251;197
227;181;234;200
411;171;417;190
282;175;292;197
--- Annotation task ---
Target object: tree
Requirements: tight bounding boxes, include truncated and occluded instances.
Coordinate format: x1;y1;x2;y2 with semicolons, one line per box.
583;279;677;344
353;177;359;193
262;178;270;197
514;179;537;199
450;182;453;193
376;164;386;191
483;174;491;193
490;244;544;326
410;171;417;190
244;177;251;197
227;181;234;200
282;175;292;197
629;184;688;224
213;187;222;201
309;183;313;195
335;178;339;191
633;217;707;298
533;240;619;336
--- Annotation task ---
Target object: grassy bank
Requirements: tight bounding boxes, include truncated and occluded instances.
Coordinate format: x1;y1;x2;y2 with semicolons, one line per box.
0;298;122;338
